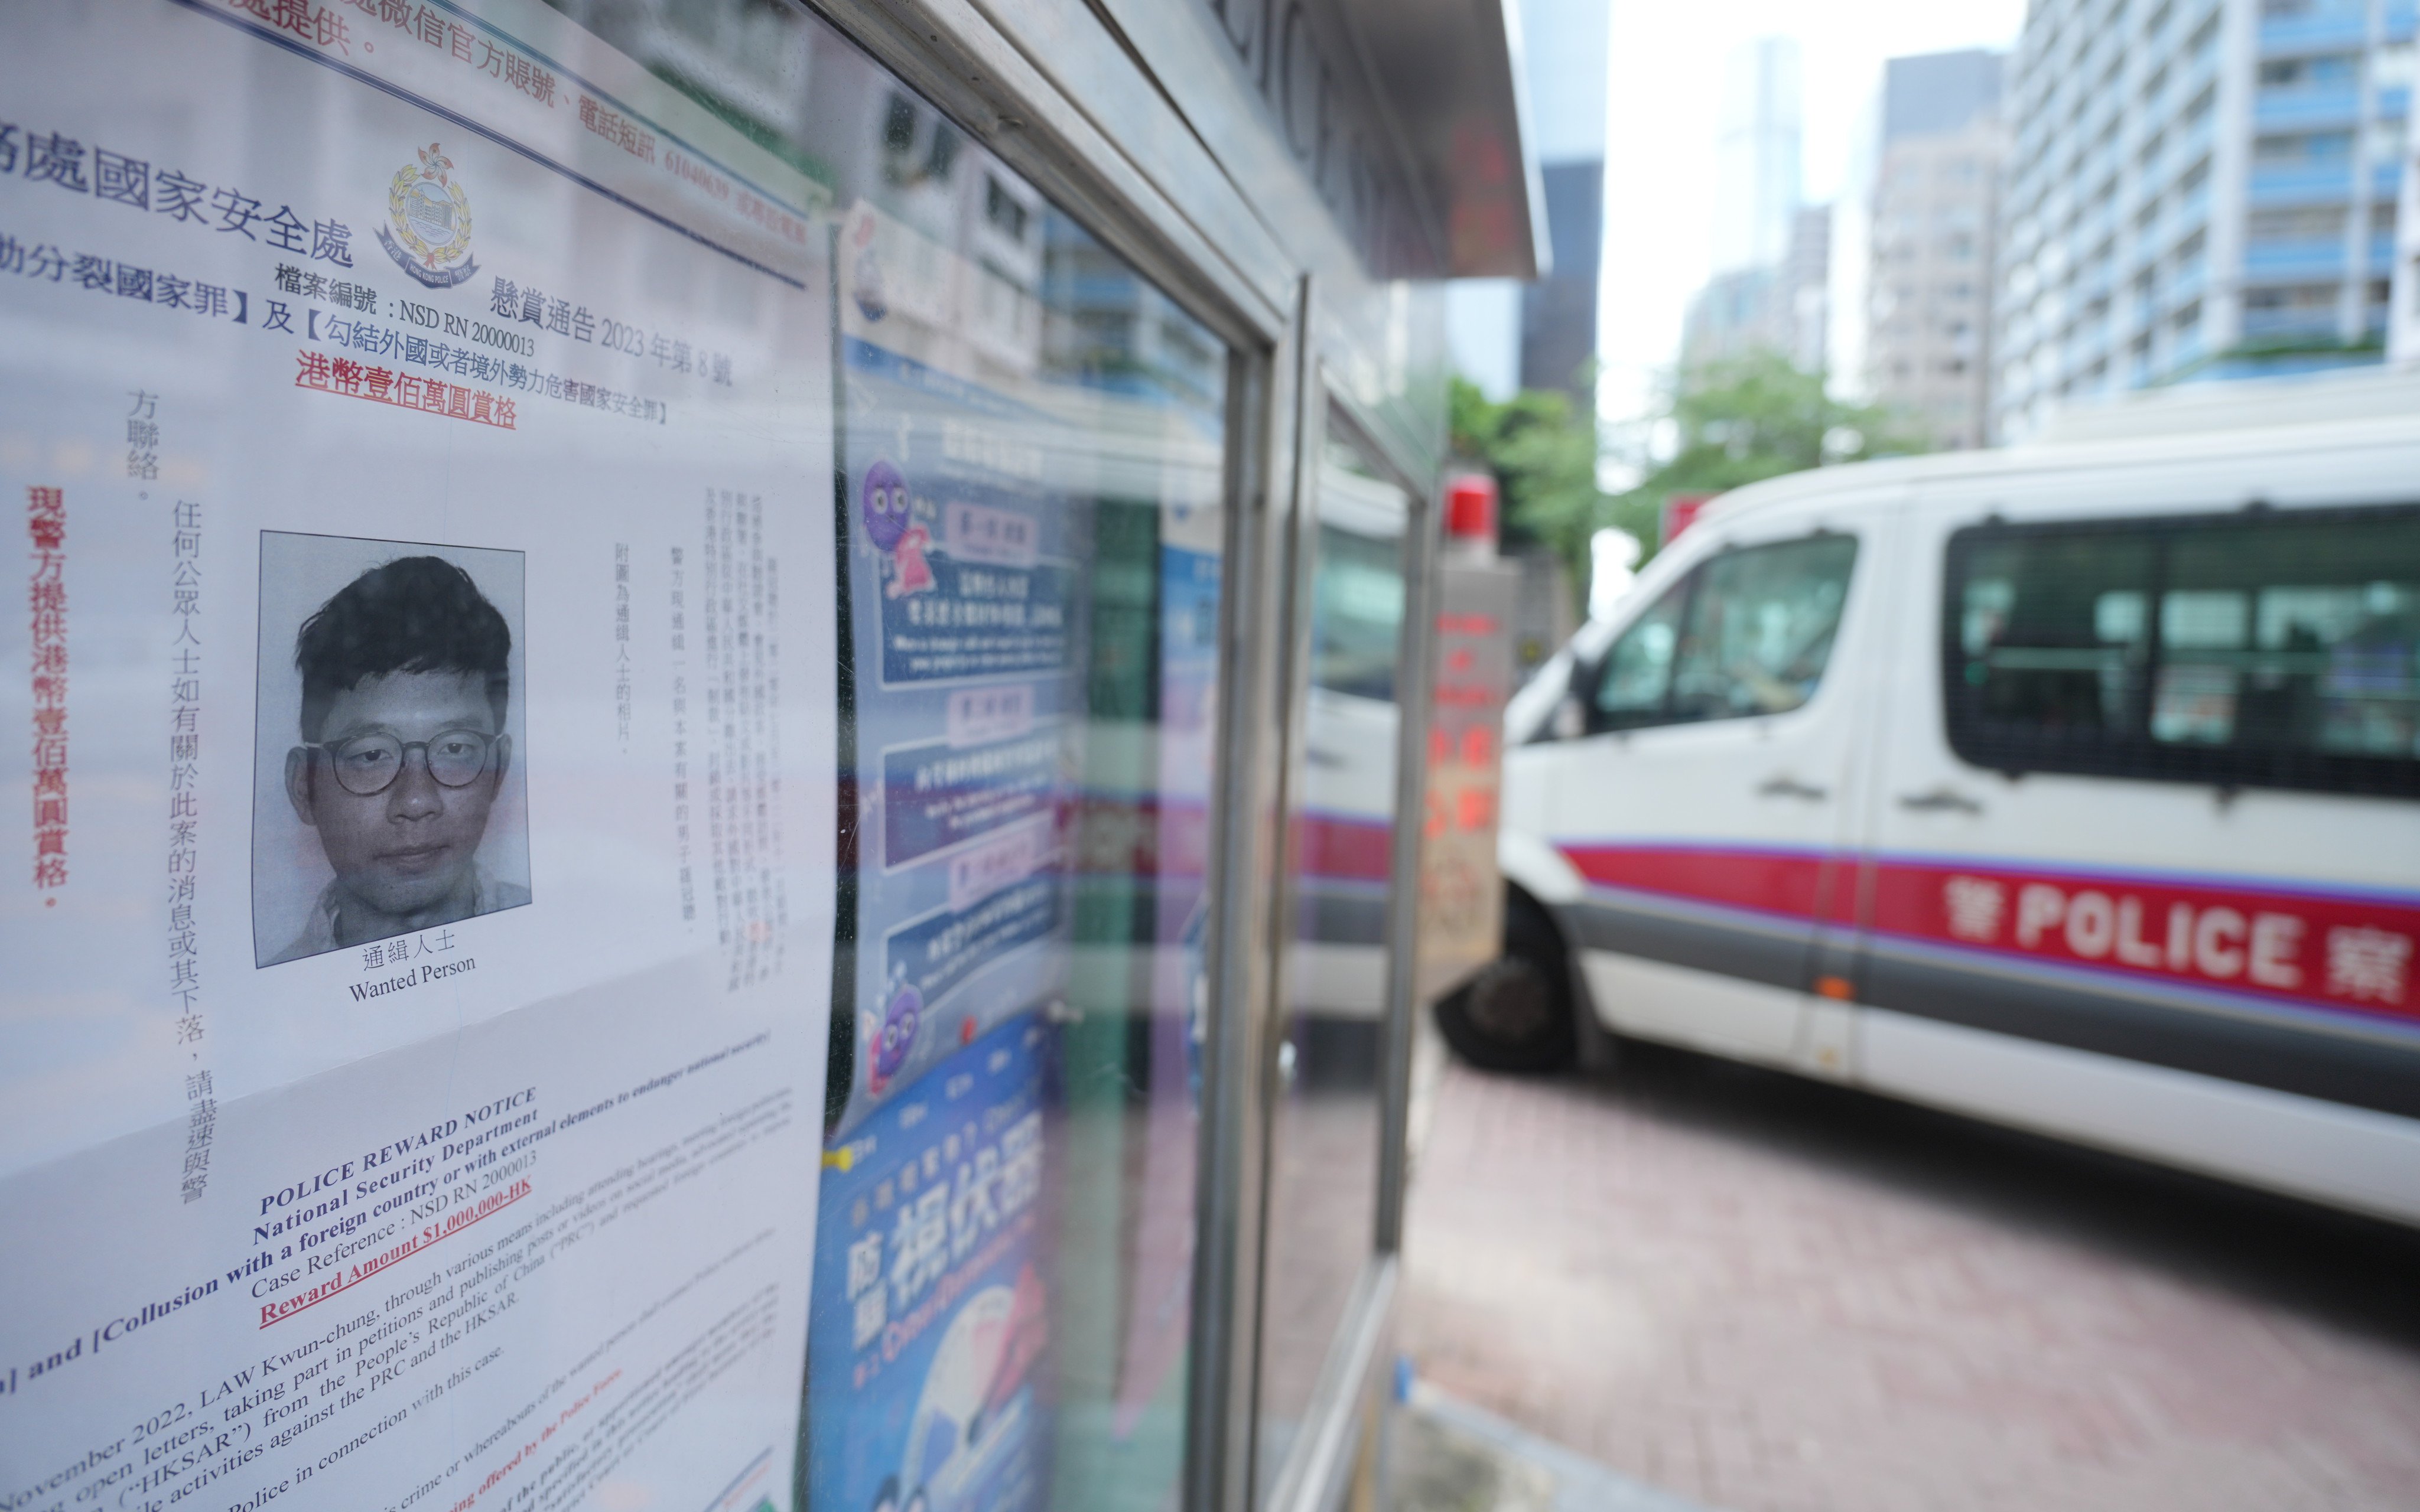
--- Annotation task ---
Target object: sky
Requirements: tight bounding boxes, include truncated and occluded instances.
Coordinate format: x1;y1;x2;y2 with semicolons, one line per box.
1593;0;2029;436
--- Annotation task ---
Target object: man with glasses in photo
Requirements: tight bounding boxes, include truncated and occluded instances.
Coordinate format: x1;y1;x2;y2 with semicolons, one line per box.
268;554;528;965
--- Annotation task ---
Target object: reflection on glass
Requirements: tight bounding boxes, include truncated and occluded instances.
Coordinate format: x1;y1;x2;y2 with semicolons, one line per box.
1962;533;2159;738
561;6;1240;1511
2163;516;2420;757
1961;511;2420;764
1256;441;1409;1500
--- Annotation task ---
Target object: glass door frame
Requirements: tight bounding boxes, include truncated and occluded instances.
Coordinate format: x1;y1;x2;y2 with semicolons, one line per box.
1247;378;1445;1512
790;5;1449;1510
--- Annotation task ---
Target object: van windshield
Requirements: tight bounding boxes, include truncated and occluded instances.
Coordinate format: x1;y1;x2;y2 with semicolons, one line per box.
1587;533;1859;733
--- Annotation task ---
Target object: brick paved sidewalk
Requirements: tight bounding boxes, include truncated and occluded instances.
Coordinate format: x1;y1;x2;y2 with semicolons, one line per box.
1399;1043;2420;1512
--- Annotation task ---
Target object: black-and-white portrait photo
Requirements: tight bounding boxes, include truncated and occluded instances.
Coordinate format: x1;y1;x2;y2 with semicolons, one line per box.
252;533;532;967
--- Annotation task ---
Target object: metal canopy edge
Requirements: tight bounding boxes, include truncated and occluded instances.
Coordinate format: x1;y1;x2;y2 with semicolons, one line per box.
1335;0;1546;279
1096;0;1543;282
809;0;1294;348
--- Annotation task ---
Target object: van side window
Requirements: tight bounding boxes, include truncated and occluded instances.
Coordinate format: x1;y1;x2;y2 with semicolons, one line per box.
1588;534;1859;734
1943;504;2420;796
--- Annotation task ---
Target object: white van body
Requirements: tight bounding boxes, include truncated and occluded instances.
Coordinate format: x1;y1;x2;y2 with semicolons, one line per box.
1497;373;2420;1226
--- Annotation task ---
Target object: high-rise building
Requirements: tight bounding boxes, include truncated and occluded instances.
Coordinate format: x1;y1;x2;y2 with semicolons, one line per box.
1682;265;1787;365
1523;161;1607;395
1520;0;1610;397
1683;39;1828;376
1713;37;1806;275
1681;204;1832;369
1866;50;2005;451
1446;0;1608;399
1784;203;1833;372
1995;0;2414;442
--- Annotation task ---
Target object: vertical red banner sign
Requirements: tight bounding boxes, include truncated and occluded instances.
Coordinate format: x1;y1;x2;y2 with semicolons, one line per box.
1417;556;1518;1001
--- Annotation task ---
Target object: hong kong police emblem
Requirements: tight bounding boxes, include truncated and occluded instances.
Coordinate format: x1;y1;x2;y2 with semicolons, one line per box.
378;142;480;288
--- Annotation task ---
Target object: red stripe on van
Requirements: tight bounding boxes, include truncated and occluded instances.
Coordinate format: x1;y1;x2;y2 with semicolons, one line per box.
1558;843;1832;922
1556;842;2420;1026
1868;861;2420;1026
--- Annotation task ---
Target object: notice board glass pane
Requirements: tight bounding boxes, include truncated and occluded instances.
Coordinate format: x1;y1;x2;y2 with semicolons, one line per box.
0;5;1227;1512
1255;439;1407;1500
791;24;1231;1512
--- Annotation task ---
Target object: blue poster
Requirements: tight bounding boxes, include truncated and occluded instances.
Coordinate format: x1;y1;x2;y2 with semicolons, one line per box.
809;1015;1054;1512
850;338;1078;690
882;729;1065;868
884;880;1064;1028
836;332;1088;1127
877;556;1076;683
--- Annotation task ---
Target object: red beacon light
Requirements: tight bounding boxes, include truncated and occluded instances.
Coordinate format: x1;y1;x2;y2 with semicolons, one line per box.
1445;472;1498;550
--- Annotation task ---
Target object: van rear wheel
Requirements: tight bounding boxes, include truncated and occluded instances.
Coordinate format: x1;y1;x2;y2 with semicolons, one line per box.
1433;893;1576;1074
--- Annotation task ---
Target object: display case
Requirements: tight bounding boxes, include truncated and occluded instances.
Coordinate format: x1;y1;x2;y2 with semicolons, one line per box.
0;4;1536;1510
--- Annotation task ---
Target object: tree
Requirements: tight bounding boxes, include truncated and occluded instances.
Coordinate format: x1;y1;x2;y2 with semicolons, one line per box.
1608;348;1927;564
1448;350;1924;591
1447;376;1606;586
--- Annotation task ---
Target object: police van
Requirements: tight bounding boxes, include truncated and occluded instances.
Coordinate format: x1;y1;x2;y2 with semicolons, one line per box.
1447;370;2420;1226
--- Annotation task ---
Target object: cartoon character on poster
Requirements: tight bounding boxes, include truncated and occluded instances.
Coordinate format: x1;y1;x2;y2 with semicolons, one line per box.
868;973;921;1097
864;460;934;598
